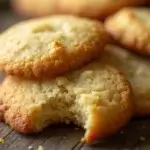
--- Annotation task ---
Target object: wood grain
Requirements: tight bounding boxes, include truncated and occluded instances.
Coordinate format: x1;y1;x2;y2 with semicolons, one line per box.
0;10;150;150
1;120;150;150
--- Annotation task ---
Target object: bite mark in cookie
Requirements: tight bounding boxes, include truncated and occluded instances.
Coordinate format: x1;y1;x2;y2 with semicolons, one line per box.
0;60;133;143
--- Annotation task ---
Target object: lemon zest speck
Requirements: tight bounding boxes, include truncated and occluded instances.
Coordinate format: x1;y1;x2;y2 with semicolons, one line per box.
0;138;4;144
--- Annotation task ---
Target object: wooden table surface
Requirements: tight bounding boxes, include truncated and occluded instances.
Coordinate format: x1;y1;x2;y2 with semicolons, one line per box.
0;10;150;150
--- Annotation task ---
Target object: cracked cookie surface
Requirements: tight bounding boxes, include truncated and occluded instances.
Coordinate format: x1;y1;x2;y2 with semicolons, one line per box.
105;7;150;55
101;45;150;116
0;60;133;143
0;15;109;79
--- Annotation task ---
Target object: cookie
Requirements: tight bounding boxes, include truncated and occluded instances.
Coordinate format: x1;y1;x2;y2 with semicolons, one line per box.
0;15;110;79
105;7;150;55
59;0;145;20
101;45;150;116
11;0;58;17
0;61;133;143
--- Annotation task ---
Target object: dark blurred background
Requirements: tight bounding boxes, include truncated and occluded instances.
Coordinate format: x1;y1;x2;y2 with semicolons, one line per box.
0;0;23;32
0;0;10;9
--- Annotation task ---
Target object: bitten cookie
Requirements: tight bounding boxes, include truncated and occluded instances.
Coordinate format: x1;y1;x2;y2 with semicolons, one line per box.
0;15;110;79
0;60;133;143
105;7;150;55
59;0;145;20
101;45;150;116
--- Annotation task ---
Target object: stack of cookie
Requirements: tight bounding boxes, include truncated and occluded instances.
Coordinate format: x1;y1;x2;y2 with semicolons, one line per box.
0;15;134;143
103;7;150;116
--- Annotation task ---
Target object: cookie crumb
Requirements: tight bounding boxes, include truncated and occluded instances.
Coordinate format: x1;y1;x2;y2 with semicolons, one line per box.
0;138;4;144
140;136;145;142
28;145;33;150
38;145;44;150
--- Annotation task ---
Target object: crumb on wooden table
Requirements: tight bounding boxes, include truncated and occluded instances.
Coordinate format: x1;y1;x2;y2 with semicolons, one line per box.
38;145;44;150
0;138;4;144
28;145;33;150
140;136;146;142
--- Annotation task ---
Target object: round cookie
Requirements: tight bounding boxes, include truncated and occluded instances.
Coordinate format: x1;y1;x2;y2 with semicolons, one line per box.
101;45;150;116
11;0;58;17
0;15;110;79
0;60;133;143
105;7;150;55
59;0;145;20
